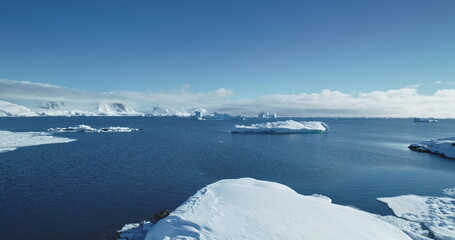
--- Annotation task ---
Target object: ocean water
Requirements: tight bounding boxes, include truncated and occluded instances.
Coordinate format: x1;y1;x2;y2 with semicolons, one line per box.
0;117;454;240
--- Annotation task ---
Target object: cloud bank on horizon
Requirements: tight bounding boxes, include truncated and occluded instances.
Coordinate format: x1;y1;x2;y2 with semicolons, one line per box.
1;78;454;118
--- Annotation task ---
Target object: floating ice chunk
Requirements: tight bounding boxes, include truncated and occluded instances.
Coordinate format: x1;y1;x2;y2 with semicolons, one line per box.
258;112;277;118
443;188;455;197
145;178;410;240
409;138;455;159
378;195;455;240
0;130;75;152
48;125;140;133
232;120;329;134
414;118;438;123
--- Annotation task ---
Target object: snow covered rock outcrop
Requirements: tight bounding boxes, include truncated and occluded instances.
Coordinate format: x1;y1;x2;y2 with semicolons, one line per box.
232;120;329;134
48;125;140;132
258;112;277;118
0;100;38;117
96;103;144;116
144;178;410;240
0;130;75;152
409;138;455;159
35;101;65;110
378;195;455;240
117;221;153;240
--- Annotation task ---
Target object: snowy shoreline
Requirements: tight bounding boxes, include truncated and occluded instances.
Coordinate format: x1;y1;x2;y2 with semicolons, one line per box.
114;178;455;240
409;138;455;159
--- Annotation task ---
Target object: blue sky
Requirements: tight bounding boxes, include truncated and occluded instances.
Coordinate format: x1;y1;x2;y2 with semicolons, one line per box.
1;0;454;99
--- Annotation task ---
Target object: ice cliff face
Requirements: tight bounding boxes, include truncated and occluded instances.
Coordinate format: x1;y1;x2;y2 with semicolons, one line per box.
0;100;38;117
258;112;277;118
96;103;144;116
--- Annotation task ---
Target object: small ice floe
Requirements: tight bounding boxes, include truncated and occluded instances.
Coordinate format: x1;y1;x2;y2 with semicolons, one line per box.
48;125;140;133
378;195;455;240
413;118;438;123
0;130;75;153
409;138;455;159
443;188;455;197
117;221;153;240
232;120;329;134
144;178;409;240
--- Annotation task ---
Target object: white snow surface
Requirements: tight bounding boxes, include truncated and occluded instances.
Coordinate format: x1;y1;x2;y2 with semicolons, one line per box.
145;178;410;240
48;125;139;132
232;120;329;134
378;195;455;240
118;221;153;240
409;138;455;159
0;130;75;152
0;100;38;117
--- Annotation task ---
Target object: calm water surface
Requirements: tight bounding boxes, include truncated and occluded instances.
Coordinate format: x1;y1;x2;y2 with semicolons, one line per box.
0;117;454;240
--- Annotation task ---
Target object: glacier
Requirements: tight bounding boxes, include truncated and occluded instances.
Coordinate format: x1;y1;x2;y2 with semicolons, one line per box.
409;138;455;159
257;112;277;118
0;100;38;117
232;120;329;134
96;103;144;116
0;130;75;152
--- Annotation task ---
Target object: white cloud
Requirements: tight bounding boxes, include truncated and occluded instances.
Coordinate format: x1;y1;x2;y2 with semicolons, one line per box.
1;79;454;118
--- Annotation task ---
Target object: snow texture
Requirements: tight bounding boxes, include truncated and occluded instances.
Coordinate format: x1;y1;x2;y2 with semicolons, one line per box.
48;125;140;132
409;138;455;159
117;221;153;240
378;195;455;240
232;120;329;134
0;130;75;152
0;100;38;117
145;178;410;240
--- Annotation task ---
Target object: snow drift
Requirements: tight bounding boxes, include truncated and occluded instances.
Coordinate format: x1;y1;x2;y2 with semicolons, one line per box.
144;178;410;240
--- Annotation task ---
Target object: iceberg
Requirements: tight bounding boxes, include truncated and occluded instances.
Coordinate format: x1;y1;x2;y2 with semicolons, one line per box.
378;195;455;240
414;118;438;123
149;107;192;117
443;188;455;197
232;120;329;134
409;138;455;159
0;130;75;152
258;112;277;118
0;100;38;117
48;125;140;132
144;178;410;240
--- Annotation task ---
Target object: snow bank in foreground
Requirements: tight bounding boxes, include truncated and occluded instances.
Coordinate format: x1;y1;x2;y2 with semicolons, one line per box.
117;221;153;240
0;130;75;152
145;178;410;240
378;195;455;240
409;138;455;159
48;125;140;132
232;120;329;134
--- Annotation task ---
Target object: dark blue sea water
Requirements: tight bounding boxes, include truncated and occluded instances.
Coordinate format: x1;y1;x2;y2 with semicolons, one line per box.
0;117;454;240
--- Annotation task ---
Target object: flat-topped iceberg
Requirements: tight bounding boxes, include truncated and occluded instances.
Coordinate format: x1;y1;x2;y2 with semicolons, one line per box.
414;118;438;123
48;125;140;133
0;130;75;152
232;120;329;134
378;195;455;240
144;178;410;240
409;138;455;159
